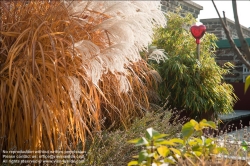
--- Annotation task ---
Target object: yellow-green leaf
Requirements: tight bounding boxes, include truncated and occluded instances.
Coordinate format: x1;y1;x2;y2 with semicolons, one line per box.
169;138;184;145
128;161;139;166
146;128;158;140
157;146;170;157
181;121;195;139
199;119;216;129
245;76;250;93
164;158;176;164
138;151;148;163
193;151;202;157
128;137;149;146
169;148;181;156
157;140;176;146
190;119;198;126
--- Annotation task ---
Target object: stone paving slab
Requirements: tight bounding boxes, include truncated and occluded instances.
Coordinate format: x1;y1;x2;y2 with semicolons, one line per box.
218;110;250;141
218;110;250;121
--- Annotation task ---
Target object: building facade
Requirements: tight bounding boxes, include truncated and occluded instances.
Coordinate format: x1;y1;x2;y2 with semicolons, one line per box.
214;38;250;83
201;18;250;83
160;0;203;18
200;18;250;40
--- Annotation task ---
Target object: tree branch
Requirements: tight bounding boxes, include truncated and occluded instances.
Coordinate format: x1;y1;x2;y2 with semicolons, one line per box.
232;0;250;60
211;0;250;70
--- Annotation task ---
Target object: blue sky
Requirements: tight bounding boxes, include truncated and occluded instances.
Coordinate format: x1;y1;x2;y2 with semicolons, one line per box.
193;1;250;28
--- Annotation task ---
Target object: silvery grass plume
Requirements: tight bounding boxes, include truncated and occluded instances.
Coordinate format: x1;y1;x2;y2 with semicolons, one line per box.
64;0;166;86
0;0;166;151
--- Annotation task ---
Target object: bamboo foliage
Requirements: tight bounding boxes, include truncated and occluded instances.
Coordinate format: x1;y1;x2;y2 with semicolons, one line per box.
0;1;166;151
152;12;237;119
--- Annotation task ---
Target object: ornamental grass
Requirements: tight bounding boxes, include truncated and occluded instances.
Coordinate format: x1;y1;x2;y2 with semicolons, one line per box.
0;0;165;151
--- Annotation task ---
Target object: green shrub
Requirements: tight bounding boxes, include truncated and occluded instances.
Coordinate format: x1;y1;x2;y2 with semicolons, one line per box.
150;12;237;120
127;119;228;166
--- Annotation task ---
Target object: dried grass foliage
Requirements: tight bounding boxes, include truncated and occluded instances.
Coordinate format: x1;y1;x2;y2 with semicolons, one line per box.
0;0;165;151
